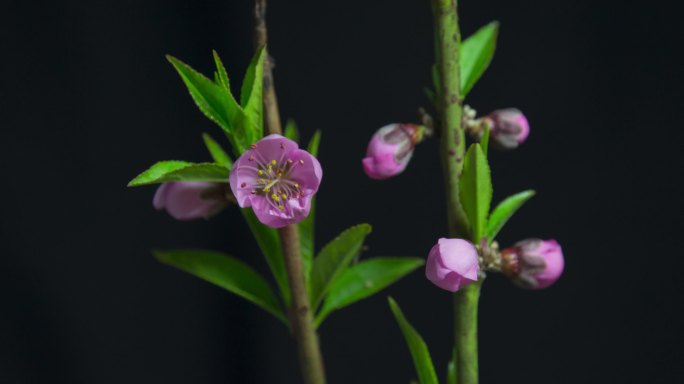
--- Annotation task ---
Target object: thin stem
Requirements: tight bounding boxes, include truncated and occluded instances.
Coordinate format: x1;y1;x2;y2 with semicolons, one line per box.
252;2;326;384
432;1;481;383
432;0;470;238
253;0;282;135
453;281;481;384
279;225;327;384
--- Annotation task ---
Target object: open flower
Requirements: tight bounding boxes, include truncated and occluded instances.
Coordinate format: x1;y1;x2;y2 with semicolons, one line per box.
425;238;480;292
501;239;564;289
229;134;322;228
153;182;229;220
362;124;423;180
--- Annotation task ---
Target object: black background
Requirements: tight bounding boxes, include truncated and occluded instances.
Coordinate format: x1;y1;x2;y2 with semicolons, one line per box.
1;0;682;383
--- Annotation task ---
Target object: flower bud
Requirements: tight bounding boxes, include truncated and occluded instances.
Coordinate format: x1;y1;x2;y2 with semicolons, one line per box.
501;239;564;289
153;182;229;220
425;238;480;292
362;124;424;180
484;108;529;150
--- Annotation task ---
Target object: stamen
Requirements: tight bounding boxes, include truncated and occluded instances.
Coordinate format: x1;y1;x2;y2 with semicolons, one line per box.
278;205;284;210
258;170;263;175
271;160;277;165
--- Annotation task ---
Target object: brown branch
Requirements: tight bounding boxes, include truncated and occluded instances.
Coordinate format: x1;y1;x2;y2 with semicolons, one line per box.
252;2;326;383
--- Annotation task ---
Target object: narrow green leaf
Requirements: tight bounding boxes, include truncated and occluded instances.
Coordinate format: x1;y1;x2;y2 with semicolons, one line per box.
431;64;440;95
459;144;492;243
240;48;266;142
307;130;322;157
310;224;372;309
486;190;536;243
460;21;499;96
154;249;287;324
388;297;439;384
298;129;321;288
212;50;231;91
128;161;230;187
447;348;457;384
299;196;315;289
166;55;243;150
241;209;290;306
202;133;233;168
480;123;490;154
315;257;424;327
284;119;300;142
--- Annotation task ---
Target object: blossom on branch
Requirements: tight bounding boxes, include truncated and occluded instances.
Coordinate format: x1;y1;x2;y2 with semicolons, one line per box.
229;134;323;228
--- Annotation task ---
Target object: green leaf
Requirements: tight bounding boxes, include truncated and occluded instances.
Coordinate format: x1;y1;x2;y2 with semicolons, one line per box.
298;130;321;288
284;119;300;142
486;190;535;243
315;257;424;327
241;209;290;306
460;21;499;96
299;196;315;288
310;224;372;309
212;50;231;91
431;64;440;95
166;55;243;150
388;297;439;384
480;122;490;154
459;144;492;243
447;348;456;384
240;47;266;143
128;161;230;187
202;133;233;168
154;249;287;324
307;130;322;157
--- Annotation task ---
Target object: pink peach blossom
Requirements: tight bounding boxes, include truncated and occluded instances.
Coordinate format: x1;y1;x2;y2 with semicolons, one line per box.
425;238;480;292
229;134;322;228
362;124;421;180
153;182;228;220
502;239;564;289
485;108;530;150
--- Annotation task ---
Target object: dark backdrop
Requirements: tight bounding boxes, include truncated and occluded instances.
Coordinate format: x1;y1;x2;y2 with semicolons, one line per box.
1;0;682;383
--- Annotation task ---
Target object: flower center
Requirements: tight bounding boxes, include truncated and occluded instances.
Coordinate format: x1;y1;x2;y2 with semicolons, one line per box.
241;150;305;212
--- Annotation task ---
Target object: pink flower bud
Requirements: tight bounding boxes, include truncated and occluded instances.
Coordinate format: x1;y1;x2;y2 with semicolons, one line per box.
362;124;423;180
425;238;480;292
502;239;564;289
229;134;322;228
484;108;530;150
153;182;229;220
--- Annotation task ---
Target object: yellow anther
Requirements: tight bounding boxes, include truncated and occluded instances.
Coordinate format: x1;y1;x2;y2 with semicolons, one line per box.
278;204;284;210
271;160;277;165
294;183;300;188
264;187;270;192
277;172;282;177
271;193;277;200
258;170;263;175
281;194;287;199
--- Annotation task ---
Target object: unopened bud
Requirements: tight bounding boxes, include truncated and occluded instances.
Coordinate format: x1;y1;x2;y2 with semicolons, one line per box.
362;124;425;180
425;238;480;292
482;108;529;150
153;182;230;220
501;239;564;289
